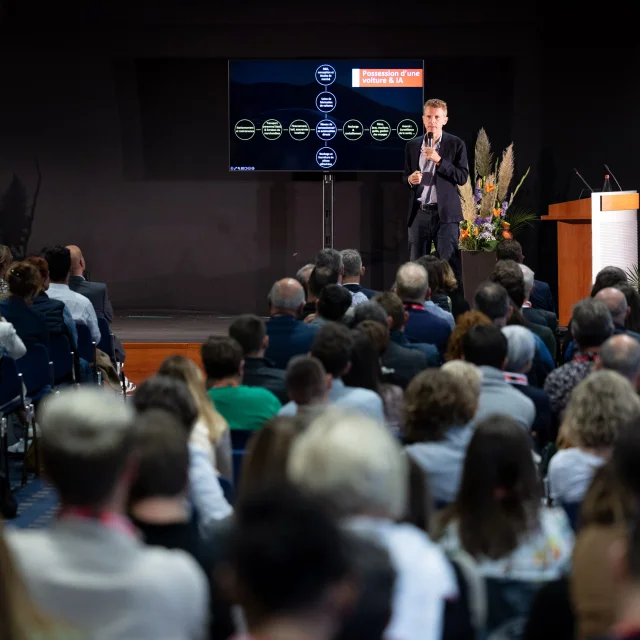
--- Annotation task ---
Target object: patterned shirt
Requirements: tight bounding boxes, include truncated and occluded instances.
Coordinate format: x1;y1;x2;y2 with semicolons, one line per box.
0;278;8;301
543;354;597;418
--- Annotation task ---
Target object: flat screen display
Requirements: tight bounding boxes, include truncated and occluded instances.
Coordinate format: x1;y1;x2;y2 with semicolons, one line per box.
228;59;425;172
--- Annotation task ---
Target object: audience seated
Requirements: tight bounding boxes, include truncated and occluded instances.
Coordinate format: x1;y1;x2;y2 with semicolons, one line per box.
415;255;455;327
440;260;470;319
0;261;50;350
229;313;287;404
0;245;11;300
6;388;208;640
265;278;318;368
341;248;376;299
615;281;640;334
462;324;536;430
520;264;558;332
303;266;340;319
435;415;574;636
372;292;439;370
157;355;233;481
284;355;330;424
445;310;493;361
395;262;452;355
496;238;555;312
596;286;640;341
289;409;458;640
204;335;282;431
315;248;368;306
548;371;640;506
544;298;613;420
279;322;384;422
308;283;352;327
294;263;314;291
41;245;100;344
404;368;478;505
0;315;26;359
501;325;554;447
590;265;627;297
133;375;233;530
597;333;640;391
128;409;235;640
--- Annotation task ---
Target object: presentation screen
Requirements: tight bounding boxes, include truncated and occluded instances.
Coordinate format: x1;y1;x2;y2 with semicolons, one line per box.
228;59;425;172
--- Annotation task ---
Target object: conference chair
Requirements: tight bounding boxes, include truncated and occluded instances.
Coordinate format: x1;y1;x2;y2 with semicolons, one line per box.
48;333;75;387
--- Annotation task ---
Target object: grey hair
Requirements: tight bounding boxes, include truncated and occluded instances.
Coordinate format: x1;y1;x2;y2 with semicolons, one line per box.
519;264;535;297
441;360;482;405
571;298;614;349
288;408;407;519
599;335;640;381
563;371;640;448
595;287;628;324
501;325;536;373
341;249;363;277
295;264;315;288
352;300;388;328
395;262;428;303
315;248;343;273
269;279;305;311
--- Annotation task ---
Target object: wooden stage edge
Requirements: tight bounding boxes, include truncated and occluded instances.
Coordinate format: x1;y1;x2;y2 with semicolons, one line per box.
122;342;204;387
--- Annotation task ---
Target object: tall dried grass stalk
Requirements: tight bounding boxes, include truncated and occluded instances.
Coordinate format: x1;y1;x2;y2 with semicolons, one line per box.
497;144;514;202
475;128;493;178
459;177;476;223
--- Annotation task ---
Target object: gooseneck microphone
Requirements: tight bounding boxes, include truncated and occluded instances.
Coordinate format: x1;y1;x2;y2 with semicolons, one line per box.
604;164;623;191
574;168;594;193
427;132;433;148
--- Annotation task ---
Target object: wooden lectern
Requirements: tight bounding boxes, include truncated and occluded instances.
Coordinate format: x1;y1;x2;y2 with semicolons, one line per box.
543;191;639;326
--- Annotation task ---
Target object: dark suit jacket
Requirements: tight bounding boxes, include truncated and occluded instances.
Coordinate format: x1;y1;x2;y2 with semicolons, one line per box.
343;283;376;300
510;382;554;446
265;315;318;370
527;321;557;365
524;307;558;333
530;279;555;314
242;357;287;404
382;339;428;389
403;306;452;356
402;131;469;225
390;330;440;366
69;275;113;322
0;297;50;351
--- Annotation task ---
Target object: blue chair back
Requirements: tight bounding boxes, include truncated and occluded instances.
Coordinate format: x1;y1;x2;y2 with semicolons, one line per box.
49;333;73;383
15;344;52;400
97;317;114;360
0;356;23;413
230;429;254;451
75;323;95;364
561;501;581;532
218;476;235;505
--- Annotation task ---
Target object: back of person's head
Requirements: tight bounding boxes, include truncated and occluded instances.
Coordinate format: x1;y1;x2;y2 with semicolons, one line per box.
24;256;49;289
308;266;340;298
599;334;640;383
41;245;71;282
318;284;352;321
561;371;640;449
461;323;508;369
445;310;493;361
414;255;444;293
334;534;395;640
441;360;482;405
474;280;510;322
449;415;540;560
352;300;388;329
341;249;363;278
132;374;198;435
229;314;267;356
440;260;459;292
238;417;303;505
341;330;381;393
495;238;524;263
356;319;390;355
268;278;305;313
315;248;344;274
224;482;352;624
594;286;628;325
519;264;535;299
591;265;628;297
201;335;244;382
404;369;477;443
288;409;407;519
489;259;525;307
0;245;12;277
571;298;614;349
373;291;404;331
40;388;135;508
311;322;353;378
286;355;328;405
5;261;41;301
615;282;640;333
395;262;428;303
501;325;536;374
295;264;315;290
128;409;189;503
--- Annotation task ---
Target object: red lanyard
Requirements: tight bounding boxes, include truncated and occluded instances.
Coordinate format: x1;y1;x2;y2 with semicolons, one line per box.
59;507;137;538
574;352;598;363
403;303;425;312
504;372;528;385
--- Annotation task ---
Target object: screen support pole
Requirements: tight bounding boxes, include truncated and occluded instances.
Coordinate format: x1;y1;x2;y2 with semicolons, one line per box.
323;173;334;248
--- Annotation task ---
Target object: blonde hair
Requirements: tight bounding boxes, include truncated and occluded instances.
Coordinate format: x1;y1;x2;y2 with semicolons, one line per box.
157;355;228;443
424;98;448;114
441;360;482;405
441;260;458;291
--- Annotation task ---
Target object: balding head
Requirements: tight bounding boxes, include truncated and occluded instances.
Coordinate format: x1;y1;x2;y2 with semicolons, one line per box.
595;287;628;326
519;264;535;299
598;334;640;390
269;278;305;317
395;262;429;304
66;245;85;275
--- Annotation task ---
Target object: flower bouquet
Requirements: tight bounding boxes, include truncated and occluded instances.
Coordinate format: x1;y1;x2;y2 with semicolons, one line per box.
458;128;536;252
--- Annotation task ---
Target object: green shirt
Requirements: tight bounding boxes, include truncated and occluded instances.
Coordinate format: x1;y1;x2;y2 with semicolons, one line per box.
207;385;281;431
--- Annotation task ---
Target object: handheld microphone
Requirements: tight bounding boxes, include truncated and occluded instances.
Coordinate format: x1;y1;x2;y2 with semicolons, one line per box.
574;168;594;193
427;132;433;148
604;164;622;190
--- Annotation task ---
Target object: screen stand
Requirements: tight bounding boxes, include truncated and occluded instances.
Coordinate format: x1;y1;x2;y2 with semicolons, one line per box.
323;173;334;248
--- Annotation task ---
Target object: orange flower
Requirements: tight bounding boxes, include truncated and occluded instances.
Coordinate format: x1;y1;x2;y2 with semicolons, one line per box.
493;208;501;217
460;229;469;239
474;227;479;236
501;221;511;229
502;230;513;239
485;183;496;193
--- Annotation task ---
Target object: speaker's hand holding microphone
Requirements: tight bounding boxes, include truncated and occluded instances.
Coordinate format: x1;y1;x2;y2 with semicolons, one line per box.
408;171;422;185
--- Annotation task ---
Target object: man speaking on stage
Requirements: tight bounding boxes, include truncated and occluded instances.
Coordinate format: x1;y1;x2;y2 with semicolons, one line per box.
403;98;469;281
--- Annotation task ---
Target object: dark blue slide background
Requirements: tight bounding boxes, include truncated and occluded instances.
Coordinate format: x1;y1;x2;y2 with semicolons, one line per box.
228;59;424;172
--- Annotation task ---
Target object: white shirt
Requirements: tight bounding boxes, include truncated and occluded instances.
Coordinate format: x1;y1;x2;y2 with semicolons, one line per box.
0;317;27;359
418;135;442;205
548;447;607;504
47;283;101;343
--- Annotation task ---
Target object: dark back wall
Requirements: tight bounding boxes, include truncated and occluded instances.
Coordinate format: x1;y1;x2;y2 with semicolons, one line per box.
0;4;636;313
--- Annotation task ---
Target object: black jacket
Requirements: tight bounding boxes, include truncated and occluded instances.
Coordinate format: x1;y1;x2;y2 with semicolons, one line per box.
242;356;288;404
